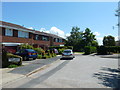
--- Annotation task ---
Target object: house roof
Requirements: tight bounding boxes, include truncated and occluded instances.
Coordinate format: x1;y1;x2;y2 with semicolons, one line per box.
0;21;34;32
0;21;64;39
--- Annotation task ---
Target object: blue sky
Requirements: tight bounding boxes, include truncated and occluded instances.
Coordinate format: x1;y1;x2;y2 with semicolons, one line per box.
2;2;118;45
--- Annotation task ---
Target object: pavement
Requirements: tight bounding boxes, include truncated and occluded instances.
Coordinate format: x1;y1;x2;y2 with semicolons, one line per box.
0;55;61;87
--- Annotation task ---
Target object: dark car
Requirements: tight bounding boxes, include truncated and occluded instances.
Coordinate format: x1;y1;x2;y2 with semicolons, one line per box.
15;49;38;60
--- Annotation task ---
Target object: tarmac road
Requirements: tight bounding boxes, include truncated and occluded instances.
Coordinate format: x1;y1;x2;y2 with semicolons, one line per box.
2;54;119;88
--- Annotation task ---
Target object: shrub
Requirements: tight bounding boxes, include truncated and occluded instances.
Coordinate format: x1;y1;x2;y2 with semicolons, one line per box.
20;44;33;49
84;46;97;55
33;48;45;55
42;54;49;59
37;54;42;59
97;46;120;55
58;48;65;54
2;48;9;68
8;64;19;68
51;53;56;57
97;46;107;55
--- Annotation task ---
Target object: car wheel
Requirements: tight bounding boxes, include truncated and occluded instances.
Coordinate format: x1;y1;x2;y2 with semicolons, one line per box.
33;58;36;60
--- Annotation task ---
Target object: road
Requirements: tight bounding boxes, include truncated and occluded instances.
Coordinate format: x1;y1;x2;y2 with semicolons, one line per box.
2;54;119;88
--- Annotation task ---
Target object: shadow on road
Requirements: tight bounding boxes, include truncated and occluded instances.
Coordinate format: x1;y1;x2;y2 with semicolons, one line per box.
93;67;120;88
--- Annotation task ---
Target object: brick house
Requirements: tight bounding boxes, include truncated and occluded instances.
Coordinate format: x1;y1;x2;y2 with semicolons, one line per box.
0;21;65;53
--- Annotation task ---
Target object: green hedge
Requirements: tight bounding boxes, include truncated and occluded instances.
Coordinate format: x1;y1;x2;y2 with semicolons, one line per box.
97;46;120;55
97;46;107;55
84;46;97;55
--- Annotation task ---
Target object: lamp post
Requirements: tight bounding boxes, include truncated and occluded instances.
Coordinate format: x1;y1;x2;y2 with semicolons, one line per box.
115;1;120;43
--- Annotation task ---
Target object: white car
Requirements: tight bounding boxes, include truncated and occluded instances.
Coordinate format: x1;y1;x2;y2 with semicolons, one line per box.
62;49;75;59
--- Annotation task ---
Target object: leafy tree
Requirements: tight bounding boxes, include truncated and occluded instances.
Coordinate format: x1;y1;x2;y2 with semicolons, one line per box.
65;27;83;51
103;35;115;46
82;28;96;46
91;41;99;47
65;27;98;52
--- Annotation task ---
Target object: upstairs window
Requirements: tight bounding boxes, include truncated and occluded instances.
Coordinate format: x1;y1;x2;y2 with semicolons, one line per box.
42;36;49;41
59;39;62;42
5;28;13;36
35;35;39;40
18;31;29;38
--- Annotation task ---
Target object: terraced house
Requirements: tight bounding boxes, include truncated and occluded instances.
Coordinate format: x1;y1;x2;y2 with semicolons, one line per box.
0;21;65;53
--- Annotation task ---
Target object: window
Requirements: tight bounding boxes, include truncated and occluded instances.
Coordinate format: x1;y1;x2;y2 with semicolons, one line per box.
18;31;29;38
42;36;49;41
35;35;39;40
59;39;62;42
5;28;13;36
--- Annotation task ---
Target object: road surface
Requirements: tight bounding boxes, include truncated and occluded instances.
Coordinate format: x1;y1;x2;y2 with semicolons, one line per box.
2;54;119;88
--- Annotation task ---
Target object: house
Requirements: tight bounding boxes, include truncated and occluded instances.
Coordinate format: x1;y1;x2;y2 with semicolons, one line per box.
0;21;65;53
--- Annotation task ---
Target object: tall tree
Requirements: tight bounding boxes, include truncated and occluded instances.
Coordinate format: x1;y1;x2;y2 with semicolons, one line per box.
65;27;83;51
103;35;115;46
82;28;96;46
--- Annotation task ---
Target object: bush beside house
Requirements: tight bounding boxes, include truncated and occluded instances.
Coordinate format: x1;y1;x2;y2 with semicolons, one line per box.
84;46;97;55
19;44;57;59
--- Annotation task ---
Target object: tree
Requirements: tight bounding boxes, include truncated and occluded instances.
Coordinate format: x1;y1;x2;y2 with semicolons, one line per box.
65;27;83;51
103;35;115;46
91;41;99;47
82;28;96;46
65;27;98;52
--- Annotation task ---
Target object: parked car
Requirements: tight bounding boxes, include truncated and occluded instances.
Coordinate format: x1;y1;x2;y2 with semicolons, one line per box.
62;49;75;59
54;49;58;54
14;49;38;60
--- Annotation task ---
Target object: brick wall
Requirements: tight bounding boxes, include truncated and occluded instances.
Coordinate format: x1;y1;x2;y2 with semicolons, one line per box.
53;42;64;46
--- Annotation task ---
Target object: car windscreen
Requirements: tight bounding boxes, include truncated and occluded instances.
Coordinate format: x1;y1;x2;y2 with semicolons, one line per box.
63;51;71;53
26;49;35;52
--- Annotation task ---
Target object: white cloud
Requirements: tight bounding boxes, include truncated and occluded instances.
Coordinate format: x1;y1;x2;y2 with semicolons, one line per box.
49;27;65;38
115;36;120;41
39;28;46;32
94;32;100;36
39;28;50;33
96;37;103;45
28;27;34;30
39;27;66;38
66;33;71;37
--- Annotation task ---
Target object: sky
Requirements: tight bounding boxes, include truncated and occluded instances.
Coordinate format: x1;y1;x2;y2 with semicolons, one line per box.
1;2;118;45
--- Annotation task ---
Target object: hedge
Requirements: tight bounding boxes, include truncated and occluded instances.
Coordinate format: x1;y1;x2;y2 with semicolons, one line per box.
97;46;120;55
84;46;97;55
